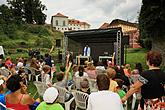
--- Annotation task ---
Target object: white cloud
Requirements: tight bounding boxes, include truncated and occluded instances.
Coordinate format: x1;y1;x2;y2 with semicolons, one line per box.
41;0;142;28
1;0;142;28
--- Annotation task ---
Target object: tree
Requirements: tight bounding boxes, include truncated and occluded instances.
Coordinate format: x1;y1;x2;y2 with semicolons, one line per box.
139;0;165;66
7;0;46;24
0;4;16;38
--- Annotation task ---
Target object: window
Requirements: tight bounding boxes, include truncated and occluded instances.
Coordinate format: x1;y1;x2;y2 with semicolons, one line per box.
63;21;66;26
56;39;61;48
56;20;58;26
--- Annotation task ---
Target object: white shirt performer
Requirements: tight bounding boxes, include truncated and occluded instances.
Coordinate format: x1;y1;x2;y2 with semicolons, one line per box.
83;45;90;56
87;74;124;110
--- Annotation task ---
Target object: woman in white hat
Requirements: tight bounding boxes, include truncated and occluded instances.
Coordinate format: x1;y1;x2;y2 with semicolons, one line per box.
36;87;64;110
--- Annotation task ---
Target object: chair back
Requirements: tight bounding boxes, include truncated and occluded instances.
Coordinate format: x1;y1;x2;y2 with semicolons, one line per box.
74;77;87;90
53;85;68;104
0;68;10;77
33;81;47;97
29;67;41;75
23;67;32;74
88;78;98;92
72;91;89;109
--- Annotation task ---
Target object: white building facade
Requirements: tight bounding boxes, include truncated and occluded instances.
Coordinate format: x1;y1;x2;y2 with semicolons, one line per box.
51;13;90;32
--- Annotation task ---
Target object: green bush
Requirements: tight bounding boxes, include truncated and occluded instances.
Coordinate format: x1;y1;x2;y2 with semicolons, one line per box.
35;36;52;48
16;48;28;53
26;25;51;36
3;23;17;39
2;41;18;48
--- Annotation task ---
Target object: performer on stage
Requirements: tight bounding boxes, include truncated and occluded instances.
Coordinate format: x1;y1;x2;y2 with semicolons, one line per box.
83;45;90;56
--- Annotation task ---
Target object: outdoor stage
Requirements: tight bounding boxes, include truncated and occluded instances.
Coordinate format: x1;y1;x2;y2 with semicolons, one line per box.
64;28;129;65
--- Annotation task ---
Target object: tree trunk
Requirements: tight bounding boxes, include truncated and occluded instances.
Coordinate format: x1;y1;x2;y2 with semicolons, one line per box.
152;37;165;67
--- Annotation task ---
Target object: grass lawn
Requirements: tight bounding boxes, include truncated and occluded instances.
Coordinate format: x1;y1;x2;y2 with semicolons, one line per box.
126;48;148;70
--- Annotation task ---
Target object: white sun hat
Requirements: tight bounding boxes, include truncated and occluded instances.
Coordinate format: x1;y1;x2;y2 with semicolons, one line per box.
43;87;59;103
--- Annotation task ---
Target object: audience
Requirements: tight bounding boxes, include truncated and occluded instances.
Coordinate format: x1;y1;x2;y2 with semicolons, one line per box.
87;74;124;110
1;49;164;110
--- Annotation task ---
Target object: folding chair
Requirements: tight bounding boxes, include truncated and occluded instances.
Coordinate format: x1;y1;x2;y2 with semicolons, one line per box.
29;67;41;81
33;81;48;97
72;91;89;110
53;85;74;110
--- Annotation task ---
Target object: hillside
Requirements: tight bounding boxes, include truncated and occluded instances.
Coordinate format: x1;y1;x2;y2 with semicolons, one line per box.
0;24;63;48
0;24;64;61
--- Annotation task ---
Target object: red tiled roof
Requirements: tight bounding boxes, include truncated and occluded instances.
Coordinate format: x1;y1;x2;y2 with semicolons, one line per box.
99;23;110;29
68;19;90;26
52;13;68;18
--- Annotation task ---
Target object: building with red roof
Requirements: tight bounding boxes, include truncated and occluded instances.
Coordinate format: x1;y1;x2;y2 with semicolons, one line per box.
51;13;90;32
99;19;141;48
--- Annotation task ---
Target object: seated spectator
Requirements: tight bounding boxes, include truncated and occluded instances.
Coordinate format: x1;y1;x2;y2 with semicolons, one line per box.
106;68;118;92
130;63;143;84
42;65;52;87
85;62;97;79
123;64;131;78
54;62;72;88
80;78;90;94
5;56;12;69
75;66;88;78
16;58;24;68
5;74;37;110
18;68;28;86
30;58;40;70
113;65;130;87
36;87;64;110
0;79;11;110
115;79;126;99
87;74;124;110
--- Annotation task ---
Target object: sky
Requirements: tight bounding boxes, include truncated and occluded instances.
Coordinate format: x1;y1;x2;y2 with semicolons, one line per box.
0;0;142;29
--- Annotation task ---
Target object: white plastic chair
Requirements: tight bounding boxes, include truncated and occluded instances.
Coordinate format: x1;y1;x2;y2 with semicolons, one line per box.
23;67;32;81
131;93;137;110
123;101;127;110
0;68;11;77
72;91;89;110
53;85;74;110
29;67;41;81
74;77;83;90
88;78;98;92
33;81;48;97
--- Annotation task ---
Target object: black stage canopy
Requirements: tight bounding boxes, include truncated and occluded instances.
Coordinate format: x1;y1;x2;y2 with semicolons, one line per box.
64;28;122;43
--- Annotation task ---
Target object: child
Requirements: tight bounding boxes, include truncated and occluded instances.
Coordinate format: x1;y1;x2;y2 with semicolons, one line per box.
80;78;90;94
54;62;72;88
36;87;64;110
115;79;126;98
42;65;52;87
106;68;118;92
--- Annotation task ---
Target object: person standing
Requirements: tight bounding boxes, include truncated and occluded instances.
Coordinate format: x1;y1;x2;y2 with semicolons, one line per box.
87;74;124;110
122;51;165;110
83;45;91;56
